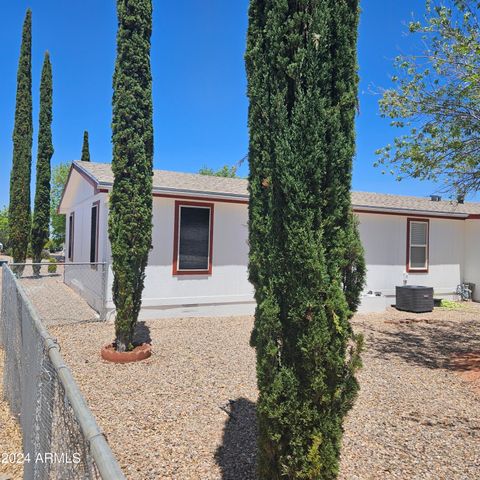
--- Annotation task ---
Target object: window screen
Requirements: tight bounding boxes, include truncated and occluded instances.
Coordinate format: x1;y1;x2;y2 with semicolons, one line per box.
178;206;211;271
409;221;428;269
90;204;98;263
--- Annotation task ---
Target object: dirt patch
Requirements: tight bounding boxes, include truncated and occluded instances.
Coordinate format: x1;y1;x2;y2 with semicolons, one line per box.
385;317;434;325
451;352;480;394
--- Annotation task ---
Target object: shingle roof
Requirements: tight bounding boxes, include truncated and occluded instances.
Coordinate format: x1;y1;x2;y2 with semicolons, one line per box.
74;161;480;216
351;191;480;216
76;161;248;198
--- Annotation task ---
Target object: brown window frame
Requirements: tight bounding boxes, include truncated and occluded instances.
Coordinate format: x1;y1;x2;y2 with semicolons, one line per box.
406;218;429;273
68;212;75;262
172;200;214;276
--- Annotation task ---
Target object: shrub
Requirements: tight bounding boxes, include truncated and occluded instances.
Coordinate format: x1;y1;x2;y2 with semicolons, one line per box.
47;257;57;274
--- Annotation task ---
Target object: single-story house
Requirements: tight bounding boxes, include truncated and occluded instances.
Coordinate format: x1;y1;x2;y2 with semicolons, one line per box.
58;161;480;318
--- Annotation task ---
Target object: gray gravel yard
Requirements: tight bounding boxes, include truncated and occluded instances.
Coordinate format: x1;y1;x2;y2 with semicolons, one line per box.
47;305;480;480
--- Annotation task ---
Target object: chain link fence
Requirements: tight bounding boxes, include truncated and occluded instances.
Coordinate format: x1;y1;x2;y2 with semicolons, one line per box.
63;263;108;320
7;262;108;321
1;264;124;479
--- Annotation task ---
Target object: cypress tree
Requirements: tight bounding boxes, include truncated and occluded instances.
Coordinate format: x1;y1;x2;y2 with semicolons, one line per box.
9;9;33;275
109;0;154;352
341;214;366;314
31;52;54;277
81;130;90;162
319;1;365;317
246;1;363;478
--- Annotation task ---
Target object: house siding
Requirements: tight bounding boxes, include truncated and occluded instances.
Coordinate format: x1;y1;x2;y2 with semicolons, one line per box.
62;171;478;316
358;212;464;300
104;196;255;318
464;219;480;301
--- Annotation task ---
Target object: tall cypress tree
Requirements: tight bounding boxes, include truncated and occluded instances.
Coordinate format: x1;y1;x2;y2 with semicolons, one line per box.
81;130;90;162
246;1;363;478
9;9;33;274
31;52;54;277
321;1;365;315
109;0;153;352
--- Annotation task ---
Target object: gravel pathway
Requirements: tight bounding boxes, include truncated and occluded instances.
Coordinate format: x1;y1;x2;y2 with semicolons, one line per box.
48;306;480;480
0;256;23;480
19;271;98;326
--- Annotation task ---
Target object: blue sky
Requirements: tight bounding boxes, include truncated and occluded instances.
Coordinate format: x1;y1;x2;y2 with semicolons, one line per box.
0;0;439;208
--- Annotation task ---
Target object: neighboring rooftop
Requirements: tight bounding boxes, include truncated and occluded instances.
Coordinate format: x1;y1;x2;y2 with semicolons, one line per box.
74;161;480;217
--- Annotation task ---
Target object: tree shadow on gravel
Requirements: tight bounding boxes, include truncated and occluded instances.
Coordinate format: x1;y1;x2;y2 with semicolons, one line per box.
215;398;257;480
363;319;480;371
133;321;152;345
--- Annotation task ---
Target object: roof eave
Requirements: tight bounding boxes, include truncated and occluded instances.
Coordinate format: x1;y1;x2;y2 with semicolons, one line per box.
96;184;249;203
353;205;468;219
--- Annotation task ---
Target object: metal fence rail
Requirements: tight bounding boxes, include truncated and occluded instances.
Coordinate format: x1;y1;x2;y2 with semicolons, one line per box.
1;264;125;479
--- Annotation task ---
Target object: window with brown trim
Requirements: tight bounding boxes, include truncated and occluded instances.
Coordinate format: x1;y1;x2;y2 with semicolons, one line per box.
68;212;75;261
407;218;429;272
173;201;214;275
90;202;100;263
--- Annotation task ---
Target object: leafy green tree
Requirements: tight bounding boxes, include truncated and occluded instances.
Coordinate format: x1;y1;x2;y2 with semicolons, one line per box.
376;0;480;196
246;1;363;478
31;52;54;275
109;0;154;352
9;9;33;274
81;130;91;162
0;207;8;249
50;162;70;249
199;165;238;177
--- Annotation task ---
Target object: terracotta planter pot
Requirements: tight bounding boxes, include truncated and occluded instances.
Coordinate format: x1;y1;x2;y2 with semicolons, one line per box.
101;343;152;363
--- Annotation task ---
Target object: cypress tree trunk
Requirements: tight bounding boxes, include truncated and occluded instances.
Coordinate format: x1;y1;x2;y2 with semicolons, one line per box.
246;1;363;478
31;52;54;277
81;130;90;162
109;0;153;352
9;9;33;276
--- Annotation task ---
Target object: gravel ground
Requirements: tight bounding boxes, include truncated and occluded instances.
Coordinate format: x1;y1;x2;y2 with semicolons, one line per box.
0;350;23;480
47;305;480;480
343;306;480;480
0;256;23;480
19;270;98;326
50;317;257;479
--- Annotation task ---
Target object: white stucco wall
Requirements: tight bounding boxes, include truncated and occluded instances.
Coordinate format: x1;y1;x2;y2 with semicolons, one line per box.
357;212;465;302
63;183;109;315
464;219;480;301
65;191;108;264
103;196;255;318
62;172;480;316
